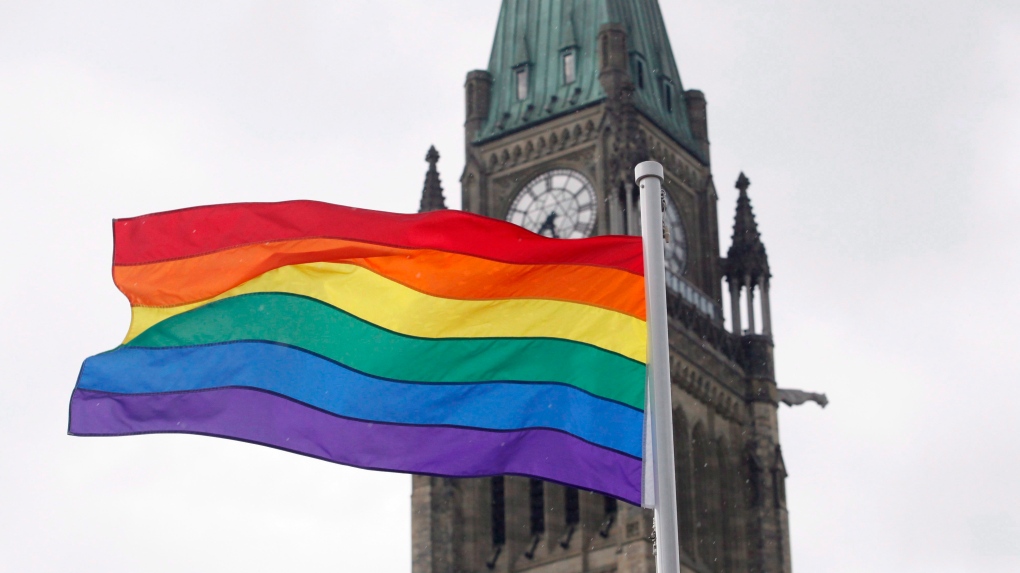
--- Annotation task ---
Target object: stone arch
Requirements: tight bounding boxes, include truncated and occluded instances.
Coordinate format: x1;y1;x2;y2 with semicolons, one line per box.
673;403;697;558
691;422;720;568
716;438;738;573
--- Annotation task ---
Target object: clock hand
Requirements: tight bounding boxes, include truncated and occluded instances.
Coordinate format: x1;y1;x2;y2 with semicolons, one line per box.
537;212;559;238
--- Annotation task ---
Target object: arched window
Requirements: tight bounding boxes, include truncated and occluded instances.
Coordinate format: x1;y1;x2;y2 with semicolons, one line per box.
674;406;697;557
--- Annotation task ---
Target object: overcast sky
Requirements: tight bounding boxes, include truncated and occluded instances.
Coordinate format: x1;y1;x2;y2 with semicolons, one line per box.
1;1;1018;572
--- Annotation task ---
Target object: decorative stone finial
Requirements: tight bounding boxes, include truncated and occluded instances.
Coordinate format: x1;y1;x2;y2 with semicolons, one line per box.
735;171;750;193
418;145;447;213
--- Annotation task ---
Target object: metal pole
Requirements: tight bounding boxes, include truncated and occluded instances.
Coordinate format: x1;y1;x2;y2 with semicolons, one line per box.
635;161;681;573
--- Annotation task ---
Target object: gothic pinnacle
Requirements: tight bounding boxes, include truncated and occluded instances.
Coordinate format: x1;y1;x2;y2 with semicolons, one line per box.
418;145;447;213
725;171;769;284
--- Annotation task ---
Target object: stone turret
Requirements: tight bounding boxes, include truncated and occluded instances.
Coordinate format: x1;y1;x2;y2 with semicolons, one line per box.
720;174;788;573
418;146;447;213
596;22;631;98
685;89;709;163
464;70;493;141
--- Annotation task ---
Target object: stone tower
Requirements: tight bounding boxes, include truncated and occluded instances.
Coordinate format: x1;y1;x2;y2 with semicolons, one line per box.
413;1;792;572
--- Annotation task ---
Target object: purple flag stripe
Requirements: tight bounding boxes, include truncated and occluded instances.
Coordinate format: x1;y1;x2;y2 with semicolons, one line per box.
69;387;642;504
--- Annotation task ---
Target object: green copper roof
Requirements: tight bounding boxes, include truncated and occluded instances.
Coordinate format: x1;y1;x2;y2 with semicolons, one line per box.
476;0;700;158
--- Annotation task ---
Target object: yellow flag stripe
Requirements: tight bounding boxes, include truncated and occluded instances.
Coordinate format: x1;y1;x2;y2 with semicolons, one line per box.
125;261;647;363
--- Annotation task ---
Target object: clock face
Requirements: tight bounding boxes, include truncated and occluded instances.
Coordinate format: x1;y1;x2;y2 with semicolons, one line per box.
663;191;689;276
506;169;597;239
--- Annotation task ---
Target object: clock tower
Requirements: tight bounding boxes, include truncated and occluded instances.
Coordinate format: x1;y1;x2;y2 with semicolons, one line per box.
412;1;793;572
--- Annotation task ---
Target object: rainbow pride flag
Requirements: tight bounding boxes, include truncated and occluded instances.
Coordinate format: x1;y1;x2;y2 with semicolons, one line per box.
69;201;647;504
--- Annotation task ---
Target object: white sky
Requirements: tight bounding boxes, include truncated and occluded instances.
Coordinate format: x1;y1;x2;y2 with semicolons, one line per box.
1;1;1018;572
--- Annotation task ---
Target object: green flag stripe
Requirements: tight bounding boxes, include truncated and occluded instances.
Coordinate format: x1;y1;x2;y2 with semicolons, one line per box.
127;292;645;410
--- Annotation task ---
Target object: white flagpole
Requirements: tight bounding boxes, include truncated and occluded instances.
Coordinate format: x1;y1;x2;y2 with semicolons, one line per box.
636;161;682;573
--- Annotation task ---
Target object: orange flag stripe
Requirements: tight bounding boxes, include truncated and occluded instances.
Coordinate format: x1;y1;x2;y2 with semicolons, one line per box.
114;237;646;319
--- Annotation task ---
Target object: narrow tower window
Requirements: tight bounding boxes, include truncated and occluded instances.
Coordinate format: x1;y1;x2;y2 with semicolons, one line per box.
604;495;618;515
635;59;645;89
516;68;529;100
565;488;580;525
523;479;545;559
663;82;673;112
563;51;576;84
599;495;618;537
529;478;545;535
490;476;506;546
559;487;581;548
